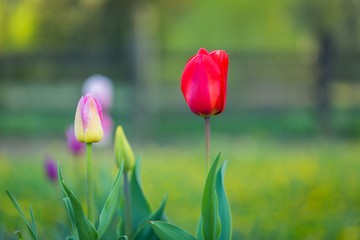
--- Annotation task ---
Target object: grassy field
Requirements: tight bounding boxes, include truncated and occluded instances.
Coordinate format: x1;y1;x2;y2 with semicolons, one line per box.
1;135;360;239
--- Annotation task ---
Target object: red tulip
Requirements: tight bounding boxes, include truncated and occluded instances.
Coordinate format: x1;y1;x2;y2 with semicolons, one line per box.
181;48;228;117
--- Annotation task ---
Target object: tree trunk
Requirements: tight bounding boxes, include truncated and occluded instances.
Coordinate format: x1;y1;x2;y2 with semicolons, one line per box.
131;2;160;143
315;33;334;134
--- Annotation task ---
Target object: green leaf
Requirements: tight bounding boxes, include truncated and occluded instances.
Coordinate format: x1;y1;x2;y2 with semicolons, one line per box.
119;236;128;240
5;189;38;240
201;153;221;240
29;206;37;238
57;161;66;193
150;221;196;240
63;197;79;239
216;161;232;240
195;217;204;240
15;231;23;240
62;180;98;240
66;236;76;240
130;158;151;232
58;163;98;240
132;195;168;240
97;165;124;239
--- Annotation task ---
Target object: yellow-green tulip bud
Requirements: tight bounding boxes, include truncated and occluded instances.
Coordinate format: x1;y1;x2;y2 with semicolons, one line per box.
114;126;135;172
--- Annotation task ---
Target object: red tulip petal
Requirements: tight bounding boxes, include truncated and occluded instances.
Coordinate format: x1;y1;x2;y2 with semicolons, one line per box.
181;50;221;116
210;50;228;80
210;50;228;115
197;48;209;55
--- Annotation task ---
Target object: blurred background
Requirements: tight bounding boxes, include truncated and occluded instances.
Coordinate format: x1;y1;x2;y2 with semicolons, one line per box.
1;0;360;239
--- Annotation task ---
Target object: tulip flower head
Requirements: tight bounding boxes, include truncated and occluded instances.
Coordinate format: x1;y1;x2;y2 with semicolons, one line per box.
114;126;135;172
74;94;104;143
66;125;85;155
44;156;58;182
181;48;228;117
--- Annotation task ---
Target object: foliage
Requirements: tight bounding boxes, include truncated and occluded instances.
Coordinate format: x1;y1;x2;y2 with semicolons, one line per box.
4;140;167;239
5;190;39;240
2;138;360;238
151;154;232;240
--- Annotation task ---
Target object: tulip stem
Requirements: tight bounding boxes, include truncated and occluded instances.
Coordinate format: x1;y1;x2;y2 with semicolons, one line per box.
86;143;94;223
204;116;211;176
123;171;132;238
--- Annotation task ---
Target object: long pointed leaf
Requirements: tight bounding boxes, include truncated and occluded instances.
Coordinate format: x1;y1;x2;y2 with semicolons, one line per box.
201;154;221;240
63;197;79;239
61;180;98;240
195;217;204;240
97;165;123;239
132;195;168;240
216;161;232;240
5;189;38;240
57;162;66;194
130;158;151;232
151;221;196;240
58;163;98;240
29;206;37;237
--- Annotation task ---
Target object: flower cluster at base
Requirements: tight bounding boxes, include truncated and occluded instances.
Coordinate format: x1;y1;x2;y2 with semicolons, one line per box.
5;48;232;240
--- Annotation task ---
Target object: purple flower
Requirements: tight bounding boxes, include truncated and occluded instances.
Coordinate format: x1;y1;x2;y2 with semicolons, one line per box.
66;125;86;155
44;156;58;182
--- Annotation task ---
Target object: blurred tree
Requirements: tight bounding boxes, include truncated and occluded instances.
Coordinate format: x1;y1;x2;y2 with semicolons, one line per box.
0;0;304;82
126;0;161;141
35;0;133;52
297;0;360;134
0;0;38;51
158;0;299;51
0;0;135;82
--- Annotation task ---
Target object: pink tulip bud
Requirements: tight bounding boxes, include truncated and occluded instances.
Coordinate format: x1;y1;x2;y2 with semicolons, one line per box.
66;125;85;155
181;48;228;117
74;94;104;143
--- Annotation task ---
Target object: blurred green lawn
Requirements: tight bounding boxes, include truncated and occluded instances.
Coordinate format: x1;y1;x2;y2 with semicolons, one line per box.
1;136;360;239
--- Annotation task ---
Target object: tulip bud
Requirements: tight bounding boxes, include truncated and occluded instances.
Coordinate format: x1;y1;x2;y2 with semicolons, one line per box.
66;125;85;155
114;126;135;172
74;94;104;143
44;156;57;182
181;48;228;117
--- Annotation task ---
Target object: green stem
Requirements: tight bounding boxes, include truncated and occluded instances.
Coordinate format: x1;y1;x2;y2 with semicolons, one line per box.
86;143;94;223
204;117;211;177
124;171;132;238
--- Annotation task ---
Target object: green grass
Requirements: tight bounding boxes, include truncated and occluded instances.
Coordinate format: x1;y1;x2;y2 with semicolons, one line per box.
2;109;360;139
1;136;360;239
